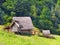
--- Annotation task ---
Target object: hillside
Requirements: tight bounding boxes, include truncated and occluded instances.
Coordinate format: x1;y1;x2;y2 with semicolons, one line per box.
0;0;60;34
0;26;60;45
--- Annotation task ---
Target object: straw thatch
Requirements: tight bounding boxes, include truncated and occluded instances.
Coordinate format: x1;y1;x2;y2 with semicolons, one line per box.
11;17;34;34
42;30;55;38
42;30;50;35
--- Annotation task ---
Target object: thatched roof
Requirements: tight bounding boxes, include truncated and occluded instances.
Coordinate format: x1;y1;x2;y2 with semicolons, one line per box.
12;17;34;30
42;30;50;35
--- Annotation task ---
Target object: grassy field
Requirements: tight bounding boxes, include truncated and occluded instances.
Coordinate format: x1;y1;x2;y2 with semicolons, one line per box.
0;25;60;45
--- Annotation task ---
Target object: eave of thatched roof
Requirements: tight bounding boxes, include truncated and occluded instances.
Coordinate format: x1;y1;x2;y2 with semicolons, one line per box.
12;17;34;30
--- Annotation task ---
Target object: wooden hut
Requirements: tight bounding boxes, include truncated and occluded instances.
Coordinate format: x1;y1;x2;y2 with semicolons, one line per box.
11;17;34;34
42;30;54;38
42;30;50;36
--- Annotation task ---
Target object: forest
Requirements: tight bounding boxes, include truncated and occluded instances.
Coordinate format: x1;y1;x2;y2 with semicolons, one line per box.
0;0;60;35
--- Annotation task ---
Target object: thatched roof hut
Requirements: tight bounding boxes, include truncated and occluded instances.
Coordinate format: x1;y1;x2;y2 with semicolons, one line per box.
11;17;34;34
42;30;50;35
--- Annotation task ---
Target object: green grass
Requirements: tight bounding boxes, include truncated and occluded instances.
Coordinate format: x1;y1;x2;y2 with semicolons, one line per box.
0;25;60;45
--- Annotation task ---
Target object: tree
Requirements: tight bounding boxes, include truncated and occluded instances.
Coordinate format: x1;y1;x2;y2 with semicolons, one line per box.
0;0;6;5
39;6;53;30
0;8;5;24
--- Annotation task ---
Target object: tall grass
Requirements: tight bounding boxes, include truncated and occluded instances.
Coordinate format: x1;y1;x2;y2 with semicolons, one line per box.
0;25;60;45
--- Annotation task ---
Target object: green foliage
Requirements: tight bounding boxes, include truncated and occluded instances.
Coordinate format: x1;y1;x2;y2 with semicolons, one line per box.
2;0;17;10
40;6;51;19
3;15;12;24
30;5;37;17
0;0;60;34
39;20;53;30
0;29;60;45
0;8;5;24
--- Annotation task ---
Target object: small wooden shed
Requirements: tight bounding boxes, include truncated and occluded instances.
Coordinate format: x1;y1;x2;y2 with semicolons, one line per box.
42;30;54;38
11;17;34;34
42;30;50;36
